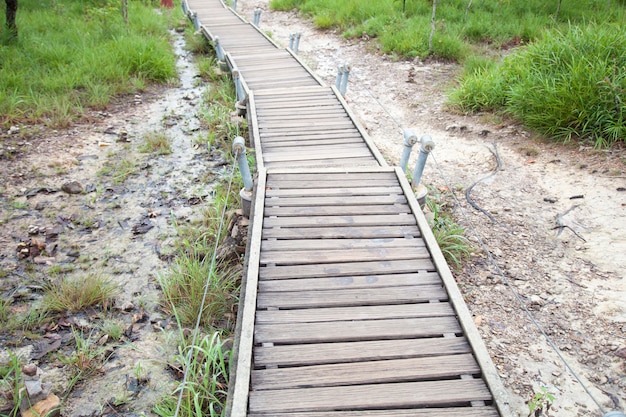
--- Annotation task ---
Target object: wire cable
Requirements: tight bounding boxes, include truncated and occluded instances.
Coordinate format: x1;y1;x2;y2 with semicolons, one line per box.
429;150;608;416
173;152;239;417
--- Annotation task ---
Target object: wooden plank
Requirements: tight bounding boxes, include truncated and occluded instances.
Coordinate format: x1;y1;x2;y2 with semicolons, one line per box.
259;258;435;279
254;316;461;344
262;225;420;239
266;178;398;188
256;106;345;116
260;246;430;265
262;146;372;163
263;157;377;169
247;408;499;417
260;237;420;251
262;214;416;228
256;285;446;309
263;204;410;216
248;379;492;413
266;171;397;181
262;138;364;148
260;128;358;138
264;186;403;197
255;302;453;323
257;272;439;292
254;337;471;367
251;354;480;389
264;194;406;206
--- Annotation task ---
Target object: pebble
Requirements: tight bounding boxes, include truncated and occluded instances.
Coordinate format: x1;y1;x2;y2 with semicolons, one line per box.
61;181;84;194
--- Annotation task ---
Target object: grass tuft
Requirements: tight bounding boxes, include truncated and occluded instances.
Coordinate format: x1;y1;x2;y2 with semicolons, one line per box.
42;273;119;313
140;131;173;155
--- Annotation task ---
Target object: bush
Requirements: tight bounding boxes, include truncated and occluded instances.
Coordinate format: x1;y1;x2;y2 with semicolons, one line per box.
450;24;626;147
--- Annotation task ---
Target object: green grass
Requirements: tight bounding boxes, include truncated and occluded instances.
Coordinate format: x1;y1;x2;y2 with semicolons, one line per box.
270;0;625;60
42;273;119;313
451;24;626;147
425;189;472;267
140;130;173;155
0;0;178;126
154;332;230;417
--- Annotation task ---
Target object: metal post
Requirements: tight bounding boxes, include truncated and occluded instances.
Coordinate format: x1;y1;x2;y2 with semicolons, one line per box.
232;0;237;11
293;32;302;54
192;12;199;30
253;8;261;26
340;63;351;96
399;129;418;173
233;137;253;191
411;135;435;188
289;33;294;50
214;36;225;62
335;64;344;90
232;70;245;102
182;0;188;14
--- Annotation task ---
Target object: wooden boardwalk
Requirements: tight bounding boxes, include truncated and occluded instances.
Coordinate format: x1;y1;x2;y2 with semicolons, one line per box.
183;1;511;415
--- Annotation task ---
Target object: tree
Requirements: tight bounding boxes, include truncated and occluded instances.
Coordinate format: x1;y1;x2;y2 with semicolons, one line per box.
5;0;18;38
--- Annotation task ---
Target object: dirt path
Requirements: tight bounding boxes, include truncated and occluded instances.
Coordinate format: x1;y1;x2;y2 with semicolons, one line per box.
236;2;626;416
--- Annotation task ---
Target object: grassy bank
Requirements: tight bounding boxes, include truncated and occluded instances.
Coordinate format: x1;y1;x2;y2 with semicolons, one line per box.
0;0;178;127
270;0;625;61
451;24;626;147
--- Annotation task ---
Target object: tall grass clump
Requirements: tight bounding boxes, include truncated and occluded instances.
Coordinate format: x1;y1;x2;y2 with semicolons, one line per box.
270;0;626;61
0;0;178;126
451;24;626;147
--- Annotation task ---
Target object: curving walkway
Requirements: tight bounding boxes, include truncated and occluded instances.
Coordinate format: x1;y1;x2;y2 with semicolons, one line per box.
183;0;512;415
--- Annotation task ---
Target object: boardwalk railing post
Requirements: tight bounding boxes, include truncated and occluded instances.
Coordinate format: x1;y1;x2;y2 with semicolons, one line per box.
335;64;345;91
340;63;351;96
192;12;199;30
233;136;253;217
288;33;295;50
411;134;435;188
213;36;225;62
232;70;246;102
232;0;237;11
400;129;418;173
253;8;261;26
293;32;302;53
181;0;188;14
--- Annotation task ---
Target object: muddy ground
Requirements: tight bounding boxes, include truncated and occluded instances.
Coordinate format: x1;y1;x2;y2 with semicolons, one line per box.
1;3;625;417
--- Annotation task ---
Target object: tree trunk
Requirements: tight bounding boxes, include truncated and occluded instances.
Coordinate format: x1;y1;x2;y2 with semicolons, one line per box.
5;0;18;38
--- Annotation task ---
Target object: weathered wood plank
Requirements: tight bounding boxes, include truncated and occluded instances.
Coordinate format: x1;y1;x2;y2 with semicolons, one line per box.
256;285;446;309
257;272;439;292
263;157;377;169
266;178;398;188
254;316;461;344
264;186;403;197
262;147;373;163
260;246;430;265
262;214;415;228
264;195;406;207
261;225;420;239
259;258;435;279
253;336;471;367
263;204;411;216
247;407;500;417
260;237;421;251
248;379;492;413
255;301;452;323
260;128;358;138
251;353;480;389
262;138;364;148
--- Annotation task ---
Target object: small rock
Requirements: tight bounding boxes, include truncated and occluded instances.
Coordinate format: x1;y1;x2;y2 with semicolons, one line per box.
615;347;626;359
25;380;43;398
8;125;20;135
121;301;135;312
61;181;83;195
22;364;38;377
21;393;60;417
